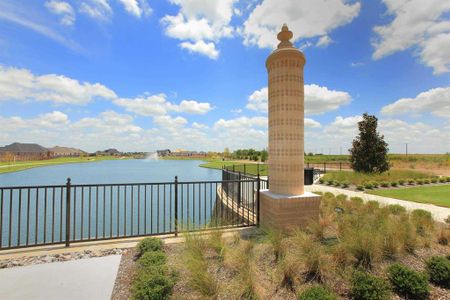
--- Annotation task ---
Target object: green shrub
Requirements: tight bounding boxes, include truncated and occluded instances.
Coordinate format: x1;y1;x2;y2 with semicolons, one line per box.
416;179;424;185
446;215;450;224
380;181;389;188
319;178;325;184
333;181;341;187
364;182;373;190
424;179;430;184
446;176;450;182
439;177;447;183
408;178;415;185
138;237;163;255
350;197;364;205
356;185;364;191
390;181;398;187
341;181;349;188
387;263;429;300
138;251;167;269
327;180;334;186
132;270;175;300
411;209;434;236
351;270;390;300
398;179;405;185
388;204;406;215
425;256;450;287
297;285;337;300
431;178;438;183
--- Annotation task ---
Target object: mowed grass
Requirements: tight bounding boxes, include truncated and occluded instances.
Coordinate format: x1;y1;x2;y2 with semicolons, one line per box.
199;161;268;176
368;185;450;208
322;170;433;185
0;156;124;174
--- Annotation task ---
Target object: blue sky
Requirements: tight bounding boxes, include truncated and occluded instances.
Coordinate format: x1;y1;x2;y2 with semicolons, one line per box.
0;0;449;153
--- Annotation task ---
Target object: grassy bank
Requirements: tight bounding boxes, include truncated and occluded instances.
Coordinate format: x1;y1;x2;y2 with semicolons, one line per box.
368;185;450;208
199;161;268;176
0;156;125;174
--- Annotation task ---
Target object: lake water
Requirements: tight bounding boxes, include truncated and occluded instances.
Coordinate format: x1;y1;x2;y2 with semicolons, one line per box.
0;160;242;249
0;159;221;186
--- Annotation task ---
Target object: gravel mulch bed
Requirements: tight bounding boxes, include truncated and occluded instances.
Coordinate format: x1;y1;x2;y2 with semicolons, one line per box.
0;248;127;269
111;248;137;300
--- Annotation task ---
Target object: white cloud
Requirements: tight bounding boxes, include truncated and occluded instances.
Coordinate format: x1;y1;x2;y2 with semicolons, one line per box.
113;94;212;116
117;0;152;18
192;122;208;129
372;0;450;74
180;41;219;59
214;116;268;130
161;0;237;59
79;0;113;22
242;0;360;49
316;35;332;47
381;87;450;119
246;84;351;115
45;1;75;26
0;66;117;105
305;118;321;128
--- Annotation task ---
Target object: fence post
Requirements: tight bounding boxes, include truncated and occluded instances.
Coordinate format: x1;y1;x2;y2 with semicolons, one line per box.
244;164;246;175
256;173;260;226
237;172;242;207
233;164;235;172
324;162;326;174
174;176;178;237
339;162;342;171
65;178;71;247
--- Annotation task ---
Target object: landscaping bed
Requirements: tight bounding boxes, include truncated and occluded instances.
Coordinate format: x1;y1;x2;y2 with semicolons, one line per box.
121;193;450;299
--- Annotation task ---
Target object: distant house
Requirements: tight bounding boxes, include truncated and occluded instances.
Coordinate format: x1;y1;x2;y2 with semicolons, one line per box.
48;146;86;157
170;150;207;158
0;142;51;161
156;149;171;157
96;148;121;156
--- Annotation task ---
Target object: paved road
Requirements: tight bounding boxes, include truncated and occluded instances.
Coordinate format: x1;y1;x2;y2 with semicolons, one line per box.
0;255;121;300
305;185;450;223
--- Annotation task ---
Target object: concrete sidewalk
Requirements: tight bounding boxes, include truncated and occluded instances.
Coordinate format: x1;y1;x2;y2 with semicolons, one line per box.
305;185;450;223
0;255;121;300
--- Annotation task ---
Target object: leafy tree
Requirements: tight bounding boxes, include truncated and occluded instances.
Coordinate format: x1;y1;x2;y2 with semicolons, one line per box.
349;113;389;173
261;149;268;162
223;147;230;158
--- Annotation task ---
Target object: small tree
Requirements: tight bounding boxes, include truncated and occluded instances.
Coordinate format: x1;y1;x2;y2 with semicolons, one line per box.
349;113;389;173
260;149;268;162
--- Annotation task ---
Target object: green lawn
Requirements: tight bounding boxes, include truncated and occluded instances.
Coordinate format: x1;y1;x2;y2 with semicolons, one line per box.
199;161;268;176
368;184;450;208
322;170;433;185
0;156;124;174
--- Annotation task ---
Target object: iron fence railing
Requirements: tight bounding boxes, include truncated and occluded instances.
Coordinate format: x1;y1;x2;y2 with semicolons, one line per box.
0;177;259;250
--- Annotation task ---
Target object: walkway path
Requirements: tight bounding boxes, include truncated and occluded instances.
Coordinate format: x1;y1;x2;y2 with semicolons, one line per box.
0;255;121;300
305;185;450;223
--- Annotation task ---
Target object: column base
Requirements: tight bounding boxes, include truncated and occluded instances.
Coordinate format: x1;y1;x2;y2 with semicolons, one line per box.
260;190;321;232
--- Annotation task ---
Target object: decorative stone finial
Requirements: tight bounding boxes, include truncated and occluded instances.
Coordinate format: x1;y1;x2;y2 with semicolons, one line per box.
277;24;293;49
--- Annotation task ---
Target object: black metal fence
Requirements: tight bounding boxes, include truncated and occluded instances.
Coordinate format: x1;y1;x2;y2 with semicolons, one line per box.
223;162;350;175
0;177;259;251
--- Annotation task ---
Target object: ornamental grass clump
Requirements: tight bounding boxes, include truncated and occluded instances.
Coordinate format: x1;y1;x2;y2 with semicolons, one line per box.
424;179;430;184
364;182;373;190
390;181;398;187
206;229;225;261
387;263;430;300
356;185;364;191
350;270;391;300
439;177;447;183
380;181;389;188
265;227;284;262
398;179;405;185
408;178;415;185
224;240;257;299
430;178;438;184
416;179;424;185
297;285;338;300
387;204;406;215
184;233;219;298
341;181;349;188
411;209;434;237
425;256;450;288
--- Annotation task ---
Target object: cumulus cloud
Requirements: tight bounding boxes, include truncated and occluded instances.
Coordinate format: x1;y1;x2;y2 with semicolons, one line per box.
114;94;212;116
372;0;450;74
117;0;152;18
242;0;360;49
45;1;75;26
381;87;450;119
161;0;237;58
246;84;351;115
0;66;116;105
180;41;219;59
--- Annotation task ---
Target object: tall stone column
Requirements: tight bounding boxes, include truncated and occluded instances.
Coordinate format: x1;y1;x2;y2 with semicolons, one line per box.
259;25;321;232
266;24;305;196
